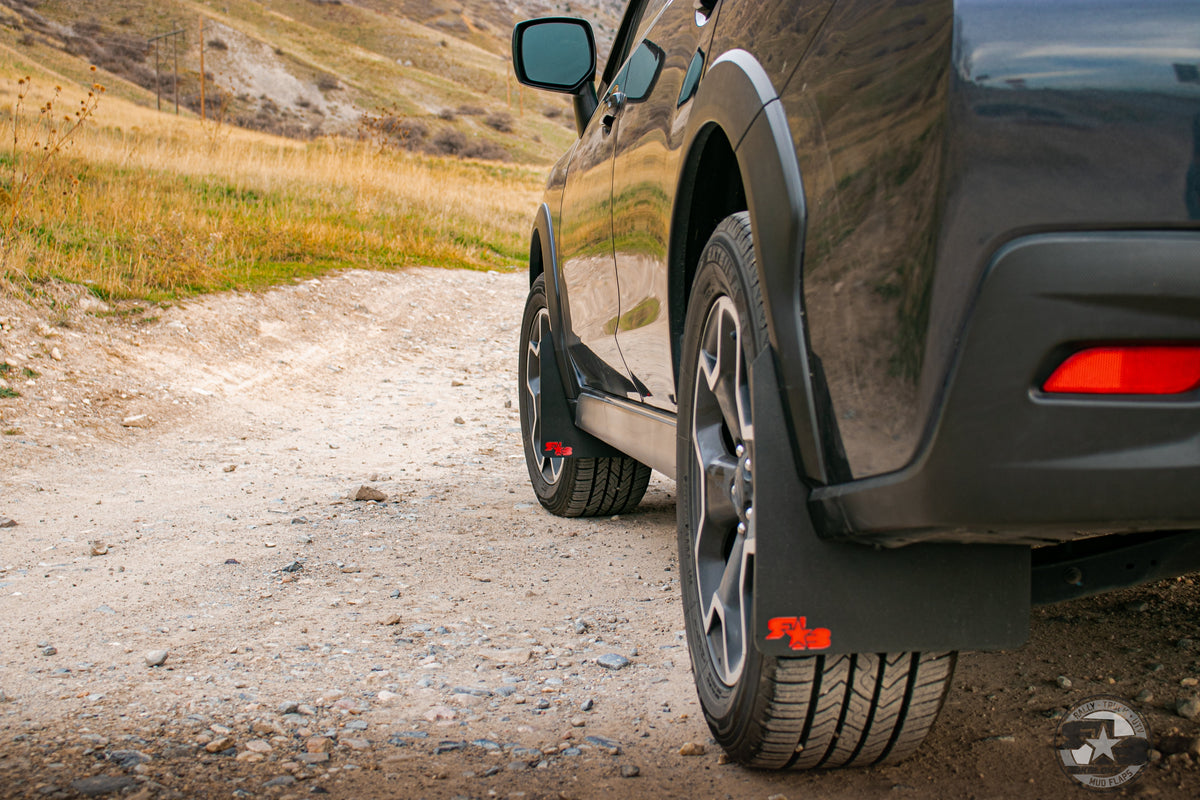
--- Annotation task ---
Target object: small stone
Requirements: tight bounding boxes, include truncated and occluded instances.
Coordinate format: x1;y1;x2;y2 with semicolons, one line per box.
506;761;529;772
679;742;706;756
106;750;150;768
596;653;630;671
41;646;57;657
145;650;169;668
1126;601;1150;613
1136;689;1154;703
341;738;370;751
70;776;138;797
244;740;272;754
583;735;621;755
306;737;333;753
380;614;402;626
298;752;329;764
262;776;296;788
0;516;17;528
50;347;62;361
570;717;586;728
767;795;789;800
535;698;550;710
1182;677;1199;688
454;416;466;425
1189;737;1200;759
89;541;108;556
620;764;640;778
581;698;595;711
1056;675;1073;690
1176;696;1200;720
354;485;387;502
205;736;235;753
121;414;149;428
281;561;304;573
223;464;237;473
424;706;456;722
377;690;399;703
278;701;300;715
451;380;465;387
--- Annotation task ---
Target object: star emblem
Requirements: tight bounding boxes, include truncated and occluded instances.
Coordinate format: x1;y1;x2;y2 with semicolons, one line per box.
1086;726;1120;763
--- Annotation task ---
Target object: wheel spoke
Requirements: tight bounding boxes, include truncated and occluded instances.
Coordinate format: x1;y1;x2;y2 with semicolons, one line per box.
701;452;739;529
524;310;562;485
689;294;755;687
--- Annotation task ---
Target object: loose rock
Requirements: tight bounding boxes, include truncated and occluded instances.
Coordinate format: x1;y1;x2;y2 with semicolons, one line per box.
620;764;640;778
145;650;169;668
596;653;630;671
1176;696;1200;720
354;485;387;502
0;516;16;528
1056;675;1073;690
205;736;235;753
679;742;706;756
70;776;138;797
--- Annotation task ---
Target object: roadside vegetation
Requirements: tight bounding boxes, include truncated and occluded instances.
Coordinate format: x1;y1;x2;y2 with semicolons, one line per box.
0;65;545;302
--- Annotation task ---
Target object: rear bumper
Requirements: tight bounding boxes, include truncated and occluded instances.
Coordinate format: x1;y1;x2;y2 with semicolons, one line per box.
813;232;1200;546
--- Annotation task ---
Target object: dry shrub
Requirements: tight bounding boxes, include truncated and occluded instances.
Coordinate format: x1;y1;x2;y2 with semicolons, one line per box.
483;112;513;133
428;129;467;156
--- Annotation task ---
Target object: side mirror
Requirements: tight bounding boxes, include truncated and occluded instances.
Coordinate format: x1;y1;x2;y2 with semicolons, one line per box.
512;17;599;136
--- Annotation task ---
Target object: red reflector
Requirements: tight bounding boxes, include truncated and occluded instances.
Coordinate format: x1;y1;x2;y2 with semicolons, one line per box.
1043;346;1200;395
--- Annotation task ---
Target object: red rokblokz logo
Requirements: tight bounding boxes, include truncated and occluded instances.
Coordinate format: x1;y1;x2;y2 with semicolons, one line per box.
765;616;832;651
1055;696;1151;790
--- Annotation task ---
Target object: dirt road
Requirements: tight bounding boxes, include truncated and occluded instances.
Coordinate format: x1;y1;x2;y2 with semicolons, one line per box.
0;268;1197;799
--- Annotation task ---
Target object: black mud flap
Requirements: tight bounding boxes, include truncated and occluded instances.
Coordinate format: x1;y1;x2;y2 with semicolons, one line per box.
750;347;1030;657
537;329;623;459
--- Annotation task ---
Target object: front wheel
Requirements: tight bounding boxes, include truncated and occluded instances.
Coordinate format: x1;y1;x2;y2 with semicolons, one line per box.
676;212;956;769
518;274;650;517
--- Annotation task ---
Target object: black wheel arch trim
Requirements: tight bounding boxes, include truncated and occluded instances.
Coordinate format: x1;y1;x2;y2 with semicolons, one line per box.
529;202;575;401
678;48;829;486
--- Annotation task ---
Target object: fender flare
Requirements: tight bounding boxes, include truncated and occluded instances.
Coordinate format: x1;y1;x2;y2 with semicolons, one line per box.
529;202;576;401
680;48;827;484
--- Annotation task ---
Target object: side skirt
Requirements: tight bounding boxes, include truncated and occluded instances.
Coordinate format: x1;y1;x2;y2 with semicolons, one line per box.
576;391;677;478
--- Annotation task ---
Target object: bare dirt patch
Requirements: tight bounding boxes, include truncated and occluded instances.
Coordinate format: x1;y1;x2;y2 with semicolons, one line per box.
0;268;1197;799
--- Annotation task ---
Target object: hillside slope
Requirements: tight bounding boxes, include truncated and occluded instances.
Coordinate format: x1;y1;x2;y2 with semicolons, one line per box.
0;0;623;163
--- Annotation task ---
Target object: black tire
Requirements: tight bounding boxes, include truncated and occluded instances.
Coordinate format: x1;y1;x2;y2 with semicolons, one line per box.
519;274;651;517
676;212;956;769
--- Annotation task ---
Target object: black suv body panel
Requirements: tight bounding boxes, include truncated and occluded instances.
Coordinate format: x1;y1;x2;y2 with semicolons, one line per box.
520;0;1200;655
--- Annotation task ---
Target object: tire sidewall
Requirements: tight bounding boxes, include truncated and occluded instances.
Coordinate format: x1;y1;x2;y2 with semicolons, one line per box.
518;275;561;505
677;213;772;744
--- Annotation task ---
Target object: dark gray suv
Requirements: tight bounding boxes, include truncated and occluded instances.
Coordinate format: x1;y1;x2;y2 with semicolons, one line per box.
512;0;1200;770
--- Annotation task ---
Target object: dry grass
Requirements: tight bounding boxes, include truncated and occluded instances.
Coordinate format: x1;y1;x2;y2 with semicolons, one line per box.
0;67;545;302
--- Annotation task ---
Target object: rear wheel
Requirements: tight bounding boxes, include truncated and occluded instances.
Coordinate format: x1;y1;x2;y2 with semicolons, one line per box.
519;275;650;517
676;212;956;769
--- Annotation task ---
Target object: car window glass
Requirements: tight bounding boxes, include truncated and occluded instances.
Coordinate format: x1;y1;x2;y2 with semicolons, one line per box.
621;40;665;102
677;49;704;106
600;0;651;94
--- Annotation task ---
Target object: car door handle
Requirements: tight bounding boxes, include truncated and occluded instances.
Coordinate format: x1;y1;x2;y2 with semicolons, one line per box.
602;91;627;132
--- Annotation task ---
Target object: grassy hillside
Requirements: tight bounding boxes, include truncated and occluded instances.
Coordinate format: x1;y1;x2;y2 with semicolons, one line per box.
0;0;623;164
0;0;629;302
